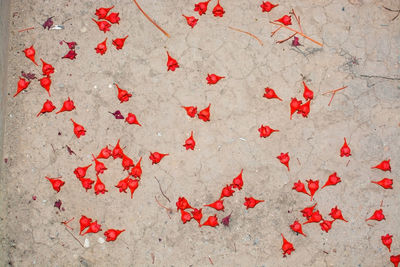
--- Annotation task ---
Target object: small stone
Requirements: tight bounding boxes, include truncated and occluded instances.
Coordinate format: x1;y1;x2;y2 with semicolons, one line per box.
108;84;112;88
80;27;87;33
98;237;105;244
84;238;90;248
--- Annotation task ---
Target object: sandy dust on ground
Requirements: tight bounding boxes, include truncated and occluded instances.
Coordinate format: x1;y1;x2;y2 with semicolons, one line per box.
1;0;399;266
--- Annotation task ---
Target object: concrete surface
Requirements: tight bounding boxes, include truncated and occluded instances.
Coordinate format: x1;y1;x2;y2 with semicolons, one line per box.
0;0;10;263
1;0;399;266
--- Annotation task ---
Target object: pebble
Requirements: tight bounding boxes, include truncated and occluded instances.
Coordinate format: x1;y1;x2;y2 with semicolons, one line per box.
98;237;105;244
108;84;112;88
80;27;87;33
84;238;90;248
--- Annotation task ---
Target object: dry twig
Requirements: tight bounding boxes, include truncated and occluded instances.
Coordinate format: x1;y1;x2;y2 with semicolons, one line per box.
322;86;347;106
154;176;170;202
132;0;170;38
228;26;264;46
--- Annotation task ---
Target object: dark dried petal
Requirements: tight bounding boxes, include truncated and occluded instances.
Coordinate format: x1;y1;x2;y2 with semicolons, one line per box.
43;17;54;30
66;145;76;155
63;40;77;50
291;36;301;47
21;71;36;81
221;213;231;226
54;199;62;210
109;110;124;119
62;49;77;60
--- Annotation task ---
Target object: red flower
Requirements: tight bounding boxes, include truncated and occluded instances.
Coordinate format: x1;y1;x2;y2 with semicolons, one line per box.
182;15;198;28
275;15;291;25
95;38;107;55
70;119;86;138
112;36;128;50
45;176;65;192
104;229;125;241
206;74;224;84
260;1;278;12
194;0;211;16
340;137;351;157
258;125;279;138
13;77;30;97
198;104;211;121
92;19;111;33
37;99;56;117
244;197;264;209
183;131;196;150
149;152;168;164
166;51;179;71
212;0;225;17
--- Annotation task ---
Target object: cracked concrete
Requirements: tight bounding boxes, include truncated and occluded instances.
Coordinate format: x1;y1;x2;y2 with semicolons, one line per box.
1;0;399;266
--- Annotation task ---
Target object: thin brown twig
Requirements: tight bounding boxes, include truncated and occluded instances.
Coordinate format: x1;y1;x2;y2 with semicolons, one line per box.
154;176;170;202
277;33;296;44
322;86;347;106
297;157;301;166
270;25;283;36
228;26;264;46
383;6;400;20
65;227;84;248
290;9;303;33
270;21;323;46
346;160;350;167
132;0;170;38
155;196;172;219
18;27;35;32
208;256;214;265
322;86;348;95
61;217;75;230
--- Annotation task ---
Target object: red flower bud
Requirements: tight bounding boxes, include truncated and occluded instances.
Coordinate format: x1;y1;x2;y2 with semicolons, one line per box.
94;174;108;195
281;234;295;255
290;98;302;119
182;106;197;118
13;77;30;97
205;199;225;211
74;164;92;179
23;45;38;65
303;210;323;224
176;197;193;211
115;83;132;103
329;206;348;222
79;215;92;235
198;104;211;122
277;152;290;171
166;51;179;71
321;172;341;189
371;178;393;189
92;154;107;174
258;124;279;138
127;178;139;198
371;159;391;172
79;177;94;192
45;176;65;192
95;6;114;19
194;0;211;16
275;15;292;25
231;169;244;190
301;203;317;219
206;74;224;84
263;87;282;101
37;99;56;117
180;210;192;224
115;177;130;193
201;214;219;227
82;221;102;235
260;1;278;12
381;234;393;252
244;197;264;209
302;81;314;100
306;179;319;201
212;0;225;17
191;208;203;225
340;138;351;157
92;18;111;33
105;12;120;24
220;184;234;199
320;220;334;232
183;131;196;150
70;119;86;138
112;35;128;50
182;15;198;28
96;146;111;159
112;139;124;159
56;97;75;114
95;38;107;55
365;209;385;221
130;157;142;178
149;152;168;164
292;180;310;196
40;58;54;76
104;229;125;241
290;220;306;236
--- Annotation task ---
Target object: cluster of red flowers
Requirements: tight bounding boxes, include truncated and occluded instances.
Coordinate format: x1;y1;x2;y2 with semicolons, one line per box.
93;6;128;55
176;170;264;227
79;215;124;242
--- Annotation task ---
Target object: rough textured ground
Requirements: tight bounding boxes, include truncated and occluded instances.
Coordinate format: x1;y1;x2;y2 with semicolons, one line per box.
1;0;399;266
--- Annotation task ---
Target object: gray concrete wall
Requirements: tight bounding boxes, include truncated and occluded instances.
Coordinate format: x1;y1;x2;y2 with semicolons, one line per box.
0;0;9;163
